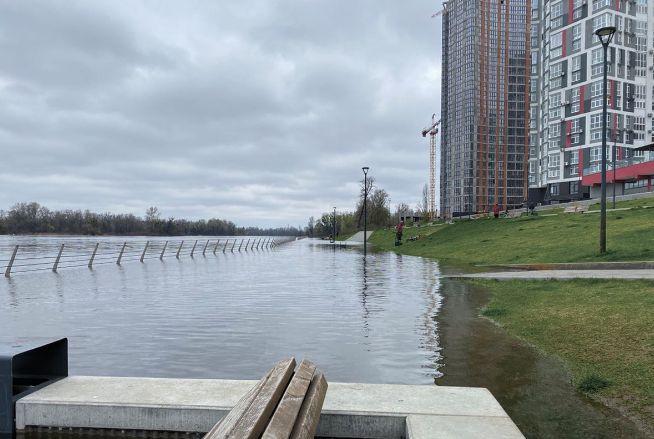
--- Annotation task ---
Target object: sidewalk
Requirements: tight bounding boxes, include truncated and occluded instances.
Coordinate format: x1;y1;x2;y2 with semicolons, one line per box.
346;231;369;242
450;270;654;280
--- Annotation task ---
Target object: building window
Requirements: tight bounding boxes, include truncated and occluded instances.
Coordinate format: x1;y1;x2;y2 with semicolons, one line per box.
551;1;562;18
625;179;648;190
570;150;579;165
635;85;646;109
593;13;613;32
550;184;560;196
591;146;602;162
550;93;562;119
592;0;611;11
570;181;579;194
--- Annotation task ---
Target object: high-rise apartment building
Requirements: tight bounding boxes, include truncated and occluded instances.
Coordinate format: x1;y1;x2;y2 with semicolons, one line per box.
529;0;654;203
440;0;530;218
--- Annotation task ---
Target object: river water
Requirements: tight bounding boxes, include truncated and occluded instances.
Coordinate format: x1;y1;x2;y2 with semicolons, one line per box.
1;236;646;438
0;236;442;383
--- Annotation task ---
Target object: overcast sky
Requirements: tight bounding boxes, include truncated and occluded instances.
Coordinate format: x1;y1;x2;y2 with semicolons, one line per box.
0;1;442;227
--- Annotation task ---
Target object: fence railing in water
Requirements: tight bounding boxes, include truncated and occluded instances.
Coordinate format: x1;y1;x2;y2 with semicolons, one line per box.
2;237;297;277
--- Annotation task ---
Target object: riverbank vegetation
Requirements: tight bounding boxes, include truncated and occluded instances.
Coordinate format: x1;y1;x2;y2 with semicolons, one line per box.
472;279;654;432
0;202;302;236
369;199;654;267
306;175;393;238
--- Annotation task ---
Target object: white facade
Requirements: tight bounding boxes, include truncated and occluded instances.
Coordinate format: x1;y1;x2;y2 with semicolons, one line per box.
529;0;654;202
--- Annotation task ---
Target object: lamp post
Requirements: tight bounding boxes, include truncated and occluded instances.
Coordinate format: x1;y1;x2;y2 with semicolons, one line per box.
613;130;618;209
332;207;336;243
362;166;369;256
595;25;616;254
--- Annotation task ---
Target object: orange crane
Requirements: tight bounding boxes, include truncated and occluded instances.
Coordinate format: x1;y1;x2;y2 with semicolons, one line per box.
422;114;440;221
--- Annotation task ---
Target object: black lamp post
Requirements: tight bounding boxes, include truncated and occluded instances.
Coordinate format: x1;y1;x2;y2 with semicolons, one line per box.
362;166;369;256
613;129;619;209
595;25;616;254
332;207;336;243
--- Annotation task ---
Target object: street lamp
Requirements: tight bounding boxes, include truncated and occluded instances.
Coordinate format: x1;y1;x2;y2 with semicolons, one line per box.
332;207;336;243
362;166;369;256
595;25;616;254
613;129;619;209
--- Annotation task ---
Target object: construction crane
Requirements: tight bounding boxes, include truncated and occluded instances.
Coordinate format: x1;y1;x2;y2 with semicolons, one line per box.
422;114;440;221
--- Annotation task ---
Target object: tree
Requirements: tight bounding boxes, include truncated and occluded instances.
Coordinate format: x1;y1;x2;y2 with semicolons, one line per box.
145;206;160;222
306;217;315;237
394;202;412;223
417;183;429;219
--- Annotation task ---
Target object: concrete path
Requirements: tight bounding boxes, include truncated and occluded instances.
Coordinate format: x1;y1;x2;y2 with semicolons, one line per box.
451;269;654;280
346;231;369;242
16;376;524;438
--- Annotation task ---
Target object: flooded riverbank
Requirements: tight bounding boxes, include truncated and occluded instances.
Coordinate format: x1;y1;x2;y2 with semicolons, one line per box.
436;279;646;438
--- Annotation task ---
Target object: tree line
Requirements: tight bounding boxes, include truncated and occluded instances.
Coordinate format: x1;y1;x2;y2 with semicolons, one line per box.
306;176;396;238
306;178;432;239
0;202;302;236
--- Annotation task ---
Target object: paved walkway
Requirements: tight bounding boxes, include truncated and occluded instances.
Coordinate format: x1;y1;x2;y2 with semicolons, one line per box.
346;231;369;242
451;269;654;280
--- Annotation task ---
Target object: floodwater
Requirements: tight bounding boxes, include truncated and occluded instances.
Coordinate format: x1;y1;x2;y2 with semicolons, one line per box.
0;236;442;383
2;236;647;438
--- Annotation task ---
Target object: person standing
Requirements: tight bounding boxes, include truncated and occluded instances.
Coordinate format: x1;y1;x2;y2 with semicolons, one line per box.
493;203;500;219
395;220;404;246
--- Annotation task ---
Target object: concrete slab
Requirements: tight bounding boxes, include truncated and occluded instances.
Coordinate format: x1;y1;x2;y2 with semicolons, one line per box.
345;231;368;242
16;376;523;438
407;415;525;439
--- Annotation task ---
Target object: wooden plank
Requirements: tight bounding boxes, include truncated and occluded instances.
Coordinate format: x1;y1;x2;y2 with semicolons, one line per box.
203;368;272;439
289;372;328;439
262;360;316;439
227;357;296;438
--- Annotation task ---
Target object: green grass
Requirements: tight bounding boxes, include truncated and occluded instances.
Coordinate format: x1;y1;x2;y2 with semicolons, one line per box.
588;197;654;211
369;202;654;267
472;279;654;428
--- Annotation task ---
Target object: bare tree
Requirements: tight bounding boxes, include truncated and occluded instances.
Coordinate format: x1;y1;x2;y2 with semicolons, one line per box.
145;206;161;222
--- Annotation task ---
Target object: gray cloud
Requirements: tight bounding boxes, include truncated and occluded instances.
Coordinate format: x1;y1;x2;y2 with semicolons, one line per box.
0;0;442;227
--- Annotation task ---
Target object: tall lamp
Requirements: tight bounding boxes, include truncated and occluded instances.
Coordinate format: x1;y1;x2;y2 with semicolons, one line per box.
595;25;616;254
362;167;369;256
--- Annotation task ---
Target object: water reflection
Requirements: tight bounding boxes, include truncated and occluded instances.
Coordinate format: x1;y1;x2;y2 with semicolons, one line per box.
0;237;443;384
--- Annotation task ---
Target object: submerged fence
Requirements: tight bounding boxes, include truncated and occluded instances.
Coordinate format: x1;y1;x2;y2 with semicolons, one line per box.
2;237;297;277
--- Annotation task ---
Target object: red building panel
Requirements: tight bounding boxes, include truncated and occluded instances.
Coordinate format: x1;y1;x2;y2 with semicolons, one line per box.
582;160;654;186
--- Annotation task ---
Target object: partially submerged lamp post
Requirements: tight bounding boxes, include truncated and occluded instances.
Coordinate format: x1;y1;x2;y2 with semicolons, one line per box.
362;166;369;257
333;207;337;243
595;25;616;254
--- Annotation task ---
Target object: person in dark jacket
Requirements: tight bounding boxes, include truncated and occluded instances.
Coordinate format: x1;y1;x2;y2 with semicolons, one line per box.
493;203;500;219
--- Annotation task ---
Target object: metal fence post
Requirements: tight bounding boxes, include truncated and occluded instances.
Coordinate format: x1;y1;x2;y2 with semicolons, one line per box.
202;240;209;256
117;242;127;265
223;240;228;253
140;241;149;263
244;239;250;251
4;245;18;277
52;244;64;272
88;243;99;269
176;240;184;259
231;240;236;252
190;240;198;257
160;241;168;260
213;239;220;255
251;239;256;250
238;239;244;251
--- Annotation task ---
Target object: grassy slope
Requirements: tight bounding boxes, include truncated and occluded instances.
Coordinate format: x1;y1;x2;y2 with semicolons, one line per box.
369;200;654;267
473;279;654;429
